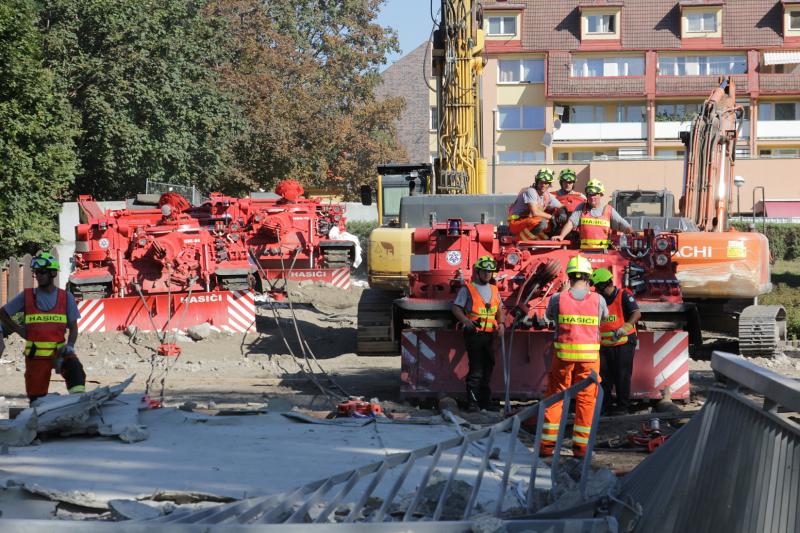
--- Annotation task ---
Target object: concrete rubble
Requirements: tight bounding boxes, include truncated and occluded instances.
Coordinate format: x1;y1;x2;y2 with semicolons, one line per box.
0;376;143;447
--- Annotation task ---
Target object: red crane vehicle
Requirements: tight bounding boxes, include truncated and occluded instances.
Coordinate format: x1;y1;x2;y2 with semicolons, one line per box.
397;77;783;403
398;222;691;402
69;180;355;335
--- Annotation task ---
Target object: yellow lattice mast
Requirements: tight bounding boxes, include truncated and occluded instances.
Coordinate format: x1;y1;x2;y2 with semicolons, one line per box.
432;0;487;195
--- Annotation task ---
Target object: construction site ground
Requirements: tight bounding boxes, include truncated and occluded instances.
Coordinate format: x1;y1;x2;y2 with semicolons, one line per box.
2;281;800;477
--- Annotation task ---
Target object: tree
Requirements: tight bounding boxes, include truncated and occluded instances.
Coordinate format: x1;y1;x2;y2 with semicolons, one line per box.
0;0;79;259
39;0;245;200
214;0;406;196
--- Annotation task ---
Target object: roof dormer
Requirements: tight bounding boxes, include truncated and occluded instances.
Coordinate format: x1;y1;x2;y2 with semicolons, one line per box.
782;0;800;42
680;1;723;42
579;1;623;44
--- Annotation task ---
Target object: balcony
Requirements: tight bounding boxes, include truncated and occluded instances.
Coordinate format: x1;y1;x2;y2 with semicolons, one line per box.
654;121;691;140
757;121;800;139
553;122;646;142
655;120;750;140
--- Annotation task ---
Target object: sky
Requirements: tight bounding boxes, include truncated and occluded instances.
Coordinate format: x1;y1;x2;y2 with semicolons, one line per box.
377;0;436;68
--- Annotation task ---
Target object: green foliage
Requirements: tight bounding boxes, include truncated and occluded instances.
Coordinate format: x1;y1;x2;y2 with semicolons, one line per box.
39;0;245;199
730;222;800;261
216;0;406;197
0;0;79;258
762;261;800;339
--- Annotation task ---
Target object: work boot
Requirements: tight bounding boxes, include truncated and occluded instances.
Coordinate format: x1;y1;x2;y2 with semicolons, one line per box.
572;446;586;459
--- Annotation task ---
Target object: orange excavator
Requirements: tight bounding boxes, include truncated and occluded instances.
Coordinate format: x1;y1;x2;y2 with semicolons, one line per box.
615;78;784;356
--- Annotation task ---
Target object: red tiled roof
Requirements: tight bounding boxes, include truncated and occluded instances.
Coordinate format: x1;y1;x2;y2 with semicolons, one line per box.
482;0;784;51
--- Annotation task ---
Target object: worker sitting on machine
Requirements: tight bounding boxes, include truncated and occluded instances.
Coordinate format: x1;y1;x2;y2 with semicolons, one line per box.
551;179;633;249
451;256;505;412
507;168;564;240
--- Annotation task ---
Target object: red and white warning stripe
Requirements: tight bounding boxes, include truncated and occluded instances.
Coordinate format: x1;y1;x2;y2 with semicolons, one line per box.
649;331;690;396
401;330;438;385
223;290;256;333
329;267;351;290
77;299;106;333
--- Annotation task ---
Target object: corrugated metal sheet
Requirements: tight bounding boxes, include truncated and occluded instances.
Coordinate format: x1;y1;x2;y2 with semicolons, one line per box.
614;387;800;532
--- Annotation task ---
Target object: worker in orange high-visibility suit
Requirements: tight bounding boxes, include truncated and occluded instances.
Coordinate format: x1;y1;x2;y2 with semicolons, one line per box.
0;253;86;404
507;168;563;240
452;255;506;412
539;255;608;458
551;179;633;249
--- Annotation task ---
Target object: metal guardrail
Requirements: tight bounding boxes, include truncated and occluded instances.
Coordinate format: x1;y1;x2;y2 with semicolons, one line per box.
613;351;800;532
140;373;604;526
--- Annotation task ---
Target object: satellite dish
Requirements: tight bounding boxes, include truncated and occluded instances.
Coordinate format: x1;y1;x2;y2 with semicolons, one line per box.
541;132;553;147
553;118;562;130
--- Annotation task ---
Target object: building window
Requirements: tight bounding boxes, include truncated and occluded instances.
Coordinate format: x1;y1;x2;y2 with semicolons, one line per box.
658;55;746;76
587;14;615;34
497;106;545;130
686;12;717;33
561;105;605;124
617;105;645;123
430;106;438;131
498;59;544;83
571;56;644;77
791;11;800;30
557;150;616;162
758;102;800;121
760;148;800;158
497;151;545;164
487;16;517;36
655;149;686;160
656;103;703;122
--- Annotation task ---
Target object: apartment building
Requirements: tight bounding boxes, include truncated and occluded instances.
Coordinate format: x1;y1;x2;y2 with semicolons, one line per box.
481;0;800;170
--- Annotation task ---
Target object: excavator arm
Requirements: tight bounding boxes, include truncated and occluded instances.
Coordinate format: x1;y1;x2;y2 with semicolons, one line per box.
681;77;743;231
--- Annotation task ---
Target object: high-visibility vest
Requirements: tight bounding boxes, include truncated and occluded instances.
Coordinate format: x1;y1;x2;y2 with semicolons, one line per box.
601;288;637;347
24;288;68;358
555;190;585;214
579;204;613;249
465;283;501;332
554;290;601;362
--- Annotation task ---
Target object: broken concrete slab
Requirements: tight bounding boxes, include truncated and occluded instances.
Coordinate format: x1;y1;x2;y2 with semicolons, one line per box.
108;499;162;521
0;376;136;447
186;322;212;341
0;408;533;511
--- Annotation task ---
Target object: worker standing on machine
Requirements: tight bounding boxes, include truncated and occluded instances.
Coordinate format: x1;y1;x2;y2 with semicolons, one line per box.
508;168;563;240
539;255;607;458
552;168;586;236
0;253;87;404
452;256;506;412
551;179;633;249
590;268;641;415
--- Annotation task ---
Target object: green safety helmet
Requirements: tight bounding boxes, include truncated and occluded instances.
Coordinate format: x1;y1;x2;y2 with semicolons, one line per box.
534;168;554;184
585;179;605;195
559;168;577;182
590;268;614;285
565;255;593;276
475;255;498;272
31;252;59;271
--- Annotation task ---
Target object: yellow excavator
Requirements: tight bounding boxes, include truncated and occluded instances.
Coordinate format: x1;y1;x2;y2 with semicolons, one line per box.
357;0;492;355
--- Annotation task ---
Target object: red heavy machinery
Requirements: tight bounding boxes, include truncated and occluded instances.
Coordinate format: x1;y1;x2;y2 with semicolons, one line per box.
398;222;691;401
398;77;784;402
69;180;355;335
